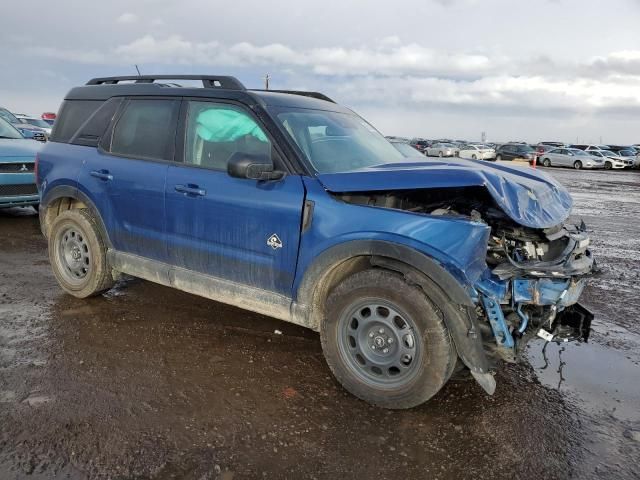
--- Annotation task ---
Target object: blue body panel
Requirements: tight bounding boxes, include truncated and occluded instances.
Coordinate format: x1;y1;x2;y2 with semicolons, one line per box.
294;178;491;298
164;165;304;295
316;159;572;229
77;149;168;262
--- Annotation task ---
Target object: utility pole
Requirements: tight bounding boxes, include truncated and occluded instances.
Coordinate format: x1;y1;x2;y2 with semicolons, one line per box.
264;73;270;90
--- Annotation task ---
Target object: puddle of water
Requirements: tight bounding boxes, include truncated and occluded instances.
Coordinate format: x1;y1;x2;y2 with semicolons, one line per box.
526;338;640;422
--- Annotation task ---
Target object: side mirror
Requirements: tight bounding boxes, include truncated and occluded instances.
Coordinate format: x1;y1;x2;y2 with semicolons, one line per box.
227;153;285;181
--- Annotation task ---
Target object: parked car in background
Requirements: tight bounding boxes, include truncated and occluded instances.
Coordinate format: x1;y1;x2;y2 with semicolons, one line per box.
15;114;53;136
0;117;40;208
458;144;495;160
587;150;627;169
425;142;458;157
570;144;611;152
535;144;558;155
0;107;47;142
390;139;423;157
41;112;57;126
410;139;430;154
539;141;565;147
539;148;603;169
495;143;536;162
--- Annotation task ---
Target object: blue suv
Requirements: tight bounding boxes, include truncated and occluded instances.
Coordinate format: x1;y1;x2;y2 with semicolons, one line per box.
37;75;595;408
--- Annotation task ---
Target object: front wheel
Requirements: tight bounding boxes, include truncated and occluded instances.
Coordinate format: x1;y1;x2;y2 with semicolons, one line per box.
471;154;477;160
604;161;612;170
495;154;502;161
321;269;456;409
573;160;583;170
438;151;443;157
48;209;114;298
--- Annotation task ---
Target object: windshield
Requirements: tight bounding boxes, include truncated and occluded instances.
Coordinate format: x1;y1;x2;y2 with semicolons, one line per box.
0;108;20;124
619;149;635;156
273;107;406;173
602;150;618;156
23;118;50;129
0;117;24;139
392;142;422;157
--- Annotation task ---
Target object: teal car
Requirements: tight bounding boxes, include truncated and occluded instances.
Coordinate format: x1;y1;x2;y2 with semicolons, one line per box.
0;117;40;208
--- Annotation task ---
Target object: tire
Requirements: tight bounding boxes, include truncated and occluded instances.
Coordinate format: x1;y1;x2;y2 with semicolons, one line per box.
496;154;502;161
320;269;456;409
604;161;612;170
573;160;583;170
438;151;443;157
542;158;551;167
471;154;477;160
48;209;114;298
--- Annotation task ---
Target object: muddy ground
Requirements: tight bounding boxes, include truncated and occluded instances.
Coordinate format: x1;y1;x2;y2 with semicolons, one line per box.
0;167;639;479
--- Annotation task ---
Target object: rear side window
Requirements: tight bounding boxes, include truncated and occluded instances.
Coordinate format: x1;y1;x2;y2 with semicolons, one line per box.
70;97;124;147
50;100;103;143
110;99;180;161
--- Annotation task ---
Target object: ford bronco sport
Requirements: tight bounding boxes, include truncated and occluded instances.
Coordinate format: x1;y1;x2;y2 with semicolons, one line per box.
37;75;595;409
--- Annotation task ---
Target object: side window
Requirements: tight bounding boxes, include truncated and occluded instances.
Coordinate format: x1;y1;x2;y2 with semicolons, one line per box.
184;101;271;171
110;99;180;161
70;97;124;147
50;100;103;143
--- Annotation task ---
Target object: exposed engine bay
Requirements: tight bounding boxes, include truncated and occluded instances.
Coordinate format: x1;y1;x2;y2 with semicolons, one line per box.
335;186;596;363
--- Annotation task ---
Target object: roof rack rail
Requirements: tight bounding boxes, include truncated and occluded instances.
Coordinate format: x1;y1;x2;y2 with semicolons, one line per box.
86;75;246;90
254;89;335;103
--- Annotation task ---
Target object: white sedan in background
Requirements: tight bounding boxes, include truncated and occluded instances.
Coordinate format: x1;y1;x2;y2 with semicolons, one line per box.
539;148;604;169
458;144;495;160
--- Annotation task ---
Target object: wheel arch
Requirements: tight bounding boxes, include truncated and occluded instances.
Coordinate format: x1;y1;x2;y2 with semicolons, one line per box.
40;185;112;248
292;240;490;375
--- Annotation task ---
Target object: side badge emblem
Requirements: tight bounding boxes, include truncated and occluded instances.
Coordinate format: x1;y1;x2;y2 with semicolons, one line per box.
267;234;283;250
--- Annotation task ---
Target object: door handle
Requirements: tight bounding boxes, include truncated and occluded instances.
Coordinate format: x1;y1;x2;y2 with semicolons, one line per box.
90;169;113;181
175;184;206;197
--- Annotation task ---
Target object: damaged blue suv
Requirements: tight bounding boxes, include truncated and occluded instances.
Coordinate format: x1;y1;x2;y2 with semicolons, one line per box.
37;75;595;408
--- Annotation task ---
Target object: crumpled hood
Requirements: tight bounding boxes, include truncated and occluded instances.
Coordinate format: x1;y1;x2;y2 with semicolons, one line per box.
316;159;573;229
0;139;42;159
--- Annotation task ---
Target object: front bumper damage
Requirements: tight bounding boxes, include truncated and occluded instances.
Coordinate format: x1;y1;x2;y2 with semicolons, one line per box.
474;223;596;364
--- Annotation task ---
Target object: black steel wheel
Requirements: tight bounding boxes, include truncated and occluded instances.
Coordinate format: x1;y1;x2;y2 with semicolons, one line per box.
49;209;114;298
321;269;456;409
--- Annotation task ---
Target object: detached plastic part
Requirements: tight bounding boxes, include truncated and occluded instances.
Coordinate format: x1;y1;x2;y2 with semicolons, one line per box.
471;371;497;395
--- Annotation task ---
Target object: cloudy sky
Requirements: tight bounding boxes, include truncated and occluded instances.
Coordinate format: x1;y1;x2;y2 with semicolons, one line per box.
2;0;640;143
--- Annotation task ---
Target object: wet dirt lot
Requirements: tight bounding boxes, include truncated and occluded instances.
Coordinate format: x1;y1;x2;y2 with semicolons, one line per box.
1;167;639;479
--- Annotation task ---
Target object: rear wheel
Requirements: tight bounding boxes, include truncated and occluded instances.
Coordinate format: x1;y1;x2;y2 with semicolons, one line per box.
573;160;583;170
542;158;551;167
321;269;456;409
48;209;114;298
438;151;443;157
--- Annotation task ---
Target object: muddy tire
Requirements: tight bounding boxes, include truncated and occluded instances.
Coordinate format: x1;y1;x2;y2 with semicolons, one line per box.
320;269;456;409
48;209;114;298
542;158;551;167
573;160;583;170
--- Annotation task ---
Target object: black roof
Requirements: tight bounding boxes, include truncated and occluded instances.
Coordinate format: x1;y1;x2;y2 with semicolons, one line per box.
65;75;347;113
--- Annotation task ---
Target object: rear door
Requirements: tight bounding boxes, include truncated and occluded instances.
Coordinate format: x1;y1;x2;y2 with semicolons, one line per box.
164;99;305;296
77;97;180;262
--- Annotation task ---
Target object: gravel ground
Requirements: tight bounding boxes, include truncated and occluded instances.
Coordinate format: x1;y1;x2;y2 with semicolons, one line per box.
0;166;638;479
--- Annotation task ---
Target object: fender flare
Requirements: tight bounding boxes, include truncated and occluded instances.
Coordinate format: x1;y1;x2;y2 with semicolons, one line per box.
39;185;112;248
293;240;490;375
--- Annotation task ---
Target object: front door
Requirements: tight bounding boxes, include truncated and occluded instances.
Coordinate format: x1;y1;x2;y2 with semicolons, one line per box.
164;100;305;296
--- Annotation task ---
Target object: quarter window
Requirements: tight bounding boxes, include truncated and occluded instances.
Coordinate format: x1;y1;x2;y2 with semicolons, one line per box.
110;99;179;161
184;101;271;171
